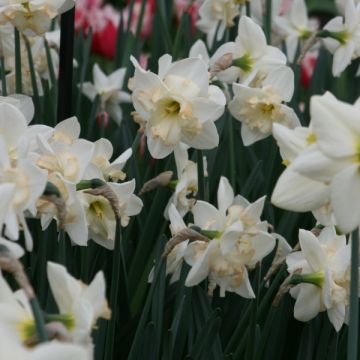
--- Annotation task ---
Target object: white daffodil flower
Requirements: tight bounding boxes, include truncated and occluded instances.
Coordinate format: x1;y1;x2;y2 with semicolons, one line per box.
108;179;143;227
183;177;275;296
37;172;89;246
47;261;111;345
148;204;189;284
286;227;352;331
164;143;202;218
229;66;300;145
209;16;287;84
287;92;360;233
82;64;131;125
196;0;240;47
0;0;75;36
322;0;360;76
271;123;331;216
79;178;142;249
26;116;80;155
0;323;88;360
0;271;35;343
36;135;94;184
85;138;132;182
0;136;47;251
80;191;116;250
274;0;318;62
130;54;226;159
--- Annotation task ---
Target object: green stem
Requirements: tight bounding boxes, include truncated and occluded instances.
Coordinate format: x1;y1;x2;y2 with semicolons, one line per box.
23;36;41;121
347;227;359;360
86;95;100;139
30;297;48;342
57;230;66;265
245;2;251;17
0;56;7;96
264;0;272;44
197;150;205;200
104;222;122;360
228;114;236;190
14;28;22;93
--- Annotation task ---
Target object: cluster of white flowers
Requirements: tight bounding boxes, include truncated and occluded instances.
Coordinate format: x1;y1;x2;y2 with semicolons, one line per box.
0;95;142;252
270;92;360;330
159;176;278;297
1;0;360;346
271;92;360;234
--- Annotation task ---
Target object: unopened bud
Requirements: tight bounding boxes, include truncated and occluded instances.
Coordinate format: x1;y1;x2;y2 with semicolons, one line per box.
162;228;210;259
210;53;233;78
0;245;34;299
139;171;174;195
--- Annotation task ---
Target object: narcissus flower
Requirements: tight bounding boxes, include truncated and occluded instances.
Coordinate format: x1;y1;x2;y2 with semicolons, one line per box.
0;0;75;35
86;138;132;182
196;0;240;47
162;176;277;297
210;16;287;84
82;64;131;125
164;143;204;218
322;0;360;76
0;323;88;360
274;0;318;62
287;227;352;331
288;93;360;233
271;123;331;217
228;66;300;145
47;261;111;345
130;54;226;158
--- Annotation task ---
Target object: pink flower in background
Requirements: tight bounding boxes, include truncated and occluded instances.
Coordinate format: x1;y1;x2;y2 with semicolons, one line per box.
75;0;120;59
279;0;292;14
123;1;155;39
300;50;318;88
174;0;202;31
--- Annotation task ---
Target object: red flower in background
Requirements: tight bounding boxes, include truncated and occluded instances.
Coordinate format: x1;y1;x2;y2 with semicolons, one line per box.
300;51;318;88
91;21;118;59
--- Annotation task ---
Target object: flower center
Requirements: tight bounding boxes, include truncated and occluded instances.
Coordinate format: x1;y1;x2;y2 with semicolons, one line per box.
164;100;181;116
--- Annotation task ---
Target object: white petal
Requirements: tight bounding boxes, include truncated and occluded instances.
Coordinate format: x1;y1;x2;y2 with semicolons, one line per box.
192;200;224;230
47;262;81;313
293;284;321;321
93;63;108;89
185;240;216;286
331;164;360;233
327;303;345;332
169;204;186;234
263;66;294;102
311;93;360;158
271;167;329;211
298;229;327;271
182;120;219;149
217;176;234;215
220;221;243;254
